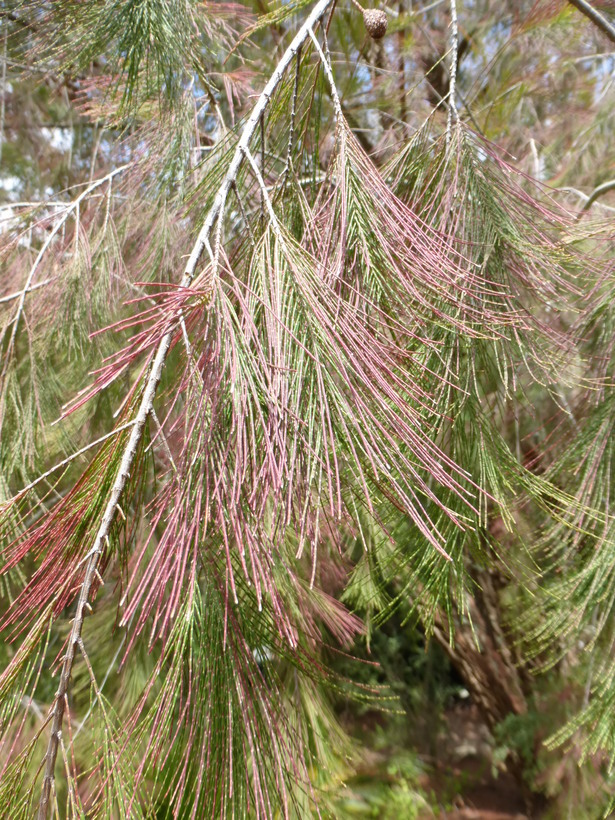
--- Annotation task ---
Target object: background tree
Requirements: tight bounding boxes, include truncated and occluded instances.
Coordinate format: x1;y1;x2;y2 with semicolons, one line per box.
1;0;615;817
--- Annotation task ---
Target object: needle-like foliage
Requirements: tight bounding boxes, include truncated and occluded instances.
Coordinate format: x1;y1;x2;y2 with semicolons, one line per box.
1;0;615;816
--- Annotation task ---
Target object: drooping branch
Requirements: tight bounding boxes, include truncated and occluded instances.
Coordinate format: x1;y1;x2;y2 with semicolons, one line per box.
566;0;615;44
36;1;336;815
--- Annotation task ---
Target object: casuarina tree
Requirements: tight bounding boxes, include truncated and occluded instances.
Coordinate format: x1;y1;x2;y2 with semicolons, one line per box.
1;0;615;816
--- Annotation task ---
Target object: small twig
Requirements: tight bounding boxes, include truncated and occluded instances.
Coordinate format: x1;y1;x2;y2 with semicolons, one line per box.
578;178;615;218
73;625;131;740
558;186;615;213
147;408;178;474
566;0;615;44
281;46;303;190
21;696;45;722
0;201;66;211
0;23;7;166
6;421;136;503
242;147;285;243
446;0;459;146
529;138;542;180
260;113;266;229
308;27;343;121
88;126;104;184
231;180;257;248
0;278;56;305
204;79;228;134
397;0;407;126
58;721;80;816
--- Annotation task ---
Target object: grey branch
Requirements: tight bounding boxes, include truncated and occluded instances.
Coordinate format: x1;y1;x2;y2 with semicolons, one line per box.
36;0;336;816
567;0;615;44
446;0;460;145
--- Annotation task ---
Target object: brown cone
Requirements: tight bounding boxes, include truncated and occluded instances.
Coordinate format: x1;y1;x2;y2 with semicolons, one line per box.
363;9;388;40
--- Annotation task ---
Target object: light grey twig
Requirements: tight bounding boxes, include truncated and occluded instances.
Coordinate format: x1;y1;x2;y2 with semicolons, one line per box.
446;0;459;146
0;278;56;305
8;421;136;502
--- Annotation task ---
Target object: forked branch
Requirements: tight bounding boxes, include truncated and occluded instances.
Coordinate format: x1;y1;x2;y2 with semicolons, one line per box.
36;1;335;815
3;164;131;359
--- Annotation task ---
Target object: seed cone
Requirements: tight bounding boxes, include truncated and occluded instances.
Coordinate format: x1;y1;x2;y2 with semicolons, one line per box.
363;8;388;39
